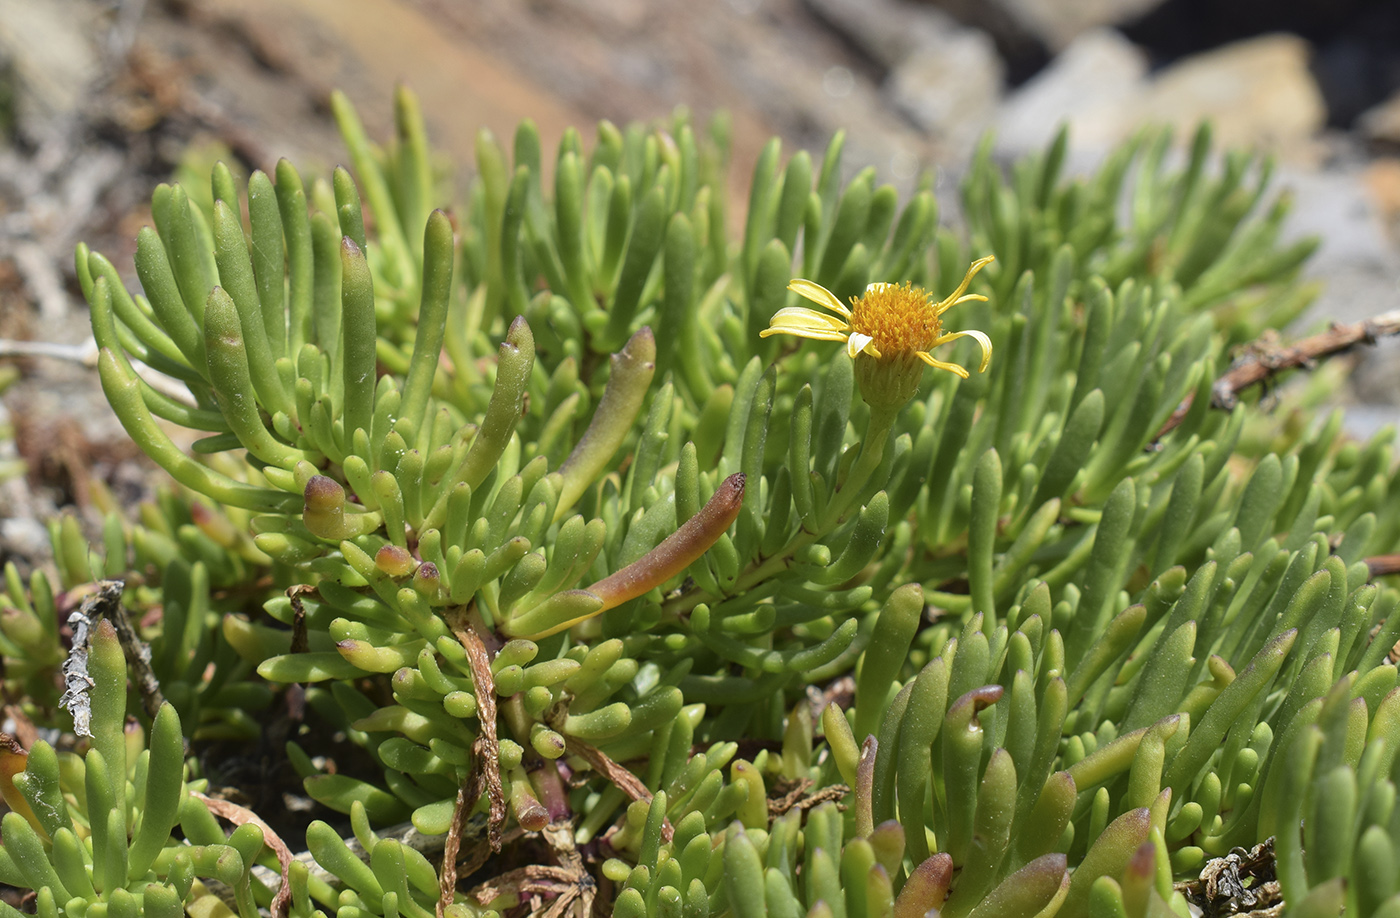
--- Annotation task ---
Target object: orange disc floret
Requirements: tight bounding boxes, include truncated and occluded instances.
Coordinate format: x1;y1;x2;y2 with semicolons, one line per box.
847;281;944;358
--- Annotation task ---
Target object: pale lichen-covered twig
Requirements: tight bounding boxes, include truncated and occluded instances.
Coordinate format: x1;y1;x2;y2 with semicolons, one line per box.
0;338;197;404
59;581;163;730
59;581;122;736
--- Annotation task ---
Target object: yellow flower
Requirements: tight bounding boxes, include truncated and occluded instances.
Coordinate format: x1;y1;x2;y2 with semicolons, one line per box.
760;255;995;380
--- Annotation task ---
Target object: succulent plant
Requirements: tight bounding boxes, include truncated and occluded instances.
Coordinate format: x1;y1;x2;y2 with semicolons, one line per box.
2;510;273;740
0;616;274;918
1;82;1396;918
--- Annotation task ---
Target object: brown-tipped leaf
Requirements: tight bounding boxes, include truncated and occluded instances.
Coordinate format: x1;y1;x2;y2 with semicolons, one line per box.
895;853;953;918
586;473;745;611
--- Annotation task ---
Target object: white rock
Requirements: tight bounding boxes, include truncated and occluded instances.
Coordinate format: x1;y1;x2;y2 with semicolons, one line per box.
1137;34;1326;158
802;0;1005;160
0;517;49;565
994;27;1148;155
998;0;1168;50
887;28;1004;152
1359;90;1400;147
1281;166;1397;274
996;32;1326;164
1279;164;1400;431
803;0;974;68
0;0;99;119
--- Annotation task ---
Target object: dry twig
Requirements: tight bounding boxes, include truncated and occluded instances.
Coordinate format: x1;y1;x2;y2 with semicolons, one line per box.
440;607;506;917
100;582;165;719
1175;837;1282;917
1156;309;1400;440
1366;555;1400;579
286;585;315;655
4;706;39;751
766;777;849;818
465;824;594;918
450;611;506;844
563;736;673;842
193;791;295;918
439;782;476;918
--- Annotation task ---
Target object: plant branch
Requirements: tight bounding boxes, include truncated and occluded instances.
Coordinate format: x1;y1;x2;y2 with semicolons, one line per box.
1156;309;1400;440
564;736;673;842
439;607;508;918
192;792;295;918
59;581;127;736
445;605;506;844
100;583;165;720
1366;555;1400;579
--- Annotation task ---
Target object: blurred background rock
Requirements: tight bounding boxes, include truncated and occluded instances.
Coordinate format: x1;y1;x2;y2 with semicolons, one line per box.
2;0;1400;565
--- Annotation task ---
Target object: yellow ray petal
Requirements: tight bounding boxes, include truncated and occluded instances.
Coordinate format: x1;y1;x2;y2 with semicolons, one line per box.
932;328;993;372
760;326;851;343
934;255;995;316
788;279;852;319
767;305;849;332
847;332;877;358
915;350;971;378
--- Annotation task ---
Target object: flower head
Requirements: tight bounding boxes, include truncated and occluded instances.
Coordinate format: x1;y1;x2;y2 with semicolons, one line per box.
761;256;995;408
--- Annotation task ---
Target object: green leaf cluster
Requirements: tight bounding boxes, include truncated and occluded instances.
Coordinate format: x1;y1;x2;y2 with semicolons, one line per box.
0;621;273;918
0;83;1395;917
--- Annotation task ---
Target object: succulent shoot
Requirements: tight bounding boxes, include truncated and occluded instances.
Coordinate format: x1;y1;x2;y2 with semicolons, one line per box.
0;86;1388;918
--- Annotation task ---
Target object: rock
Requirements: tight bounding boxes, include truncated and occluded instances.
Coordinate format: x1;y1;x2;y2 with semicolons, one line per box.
887;31;1003;153
0;0;100;122
550;0;652;33
803;0;1003;157
917;0;1163;80
190;0;589;173
1121;0;1400;128
1350;338;1400;416
994;28;1148;156
994;0;1167;51
1363;157;1400;227
0;516;50;572
804;0;974;68
996;32;1327;164
1279;163;1400;431
1140;34;1326;158
712;28;937;186
1282;165;1400;322
1359;89;1400;148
